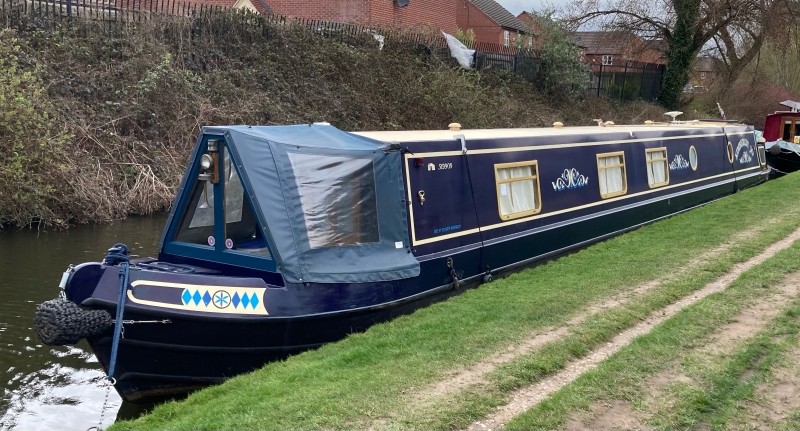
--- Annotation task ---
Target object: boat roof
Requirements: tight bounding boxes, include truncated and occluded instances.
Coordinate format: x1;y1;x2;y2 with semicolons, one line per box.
353;122;742;142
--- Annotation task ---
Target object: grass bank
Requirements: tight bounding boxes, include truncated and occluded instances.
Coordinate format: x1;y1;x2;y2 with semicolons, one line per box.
111;174;800;430
506;244;800;430
0;15;666;228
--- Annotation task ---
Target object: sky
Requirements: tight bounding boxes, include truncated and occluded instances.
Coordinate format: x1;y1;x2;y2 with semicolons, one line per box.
494;0;573;16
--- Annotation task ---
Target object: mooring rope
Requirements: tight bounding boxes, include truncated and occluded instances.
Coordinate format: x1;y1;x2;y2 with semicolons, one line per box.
103;243;130;384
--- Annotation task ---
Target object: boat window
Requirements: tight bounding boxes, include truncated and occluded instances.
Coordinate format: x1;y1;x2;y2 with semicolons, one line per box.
727;141;734;163
645;148;669;188
494;161;541;220
597;152;627;198
689;146;698;171
174;177;215;246
288;153;379;249
223;146;271;258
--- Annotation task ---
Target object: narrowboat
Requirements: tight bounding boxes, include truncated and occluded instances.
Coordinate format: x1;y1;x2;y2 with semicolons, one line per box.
34;117;767;402
763;100;800;176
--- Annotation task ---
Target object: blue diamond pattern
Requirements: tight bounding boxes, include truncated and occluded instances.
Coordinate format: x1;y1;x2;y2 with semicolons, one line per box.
232;292;240;308
241;292;250;309
181;289;191;305
202;291;212;306
192;290;202;305
250;293;259;309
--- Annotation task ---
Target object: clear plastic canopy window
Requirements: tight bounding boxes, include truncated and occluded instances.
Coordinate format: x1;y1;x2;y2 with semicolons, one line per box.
287;153;380;249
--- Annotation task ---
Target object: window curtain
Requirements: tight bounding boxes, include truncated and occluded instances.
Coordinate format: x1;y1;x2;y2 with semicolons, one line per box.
646;151;666;185
497;166;538;216
598;155;624;196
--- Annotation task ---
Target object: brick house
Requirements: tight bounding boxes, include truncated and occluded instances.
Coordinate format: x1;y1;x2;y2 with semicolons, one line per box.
688;56;722;91
456;0;531;46
261;0;459;34
186;0;530;47
574;31;667;66
516;11;540;48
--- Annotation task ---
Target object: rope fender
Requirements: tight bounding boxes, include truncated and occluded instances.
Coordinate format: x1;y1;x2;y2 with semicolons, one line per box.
33;299;113;345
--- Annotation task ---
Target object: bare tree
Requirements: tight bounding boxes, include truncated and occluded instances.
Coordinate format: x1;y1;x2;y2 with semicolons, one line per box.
567;0;798;108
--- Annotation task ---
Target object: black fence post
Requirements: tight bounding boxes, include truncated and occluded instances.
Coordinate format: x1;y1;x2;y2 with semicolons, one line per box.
597;63;603;97
639;64;646;99
620;62;628;100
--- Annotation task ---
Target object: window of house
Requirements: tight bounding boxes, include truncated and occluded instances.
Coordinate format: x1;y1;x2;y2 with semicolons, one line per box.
288;153;379;249
645;148;669;188
504;30;510;47
700;71;706;80
494;161;541;220
528;36;533;47
602;55;613;65
597;152;627;198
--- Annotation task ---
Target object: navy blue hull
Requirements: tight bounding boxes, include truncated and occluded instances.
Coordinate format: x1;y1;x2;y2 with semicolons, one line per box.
78;169;762;402
51;123;768;403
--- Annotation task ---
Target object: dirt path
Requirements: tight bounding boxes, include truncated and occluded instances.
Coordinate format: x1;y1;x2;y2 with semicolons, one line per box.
407;224;766;410
465;226;800;431
736;340;800;429
563;270;800;430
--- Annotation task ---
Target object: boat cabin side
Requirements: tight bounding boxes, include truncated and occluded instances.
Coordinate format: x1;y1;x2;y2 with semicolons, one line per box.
764;112;800;143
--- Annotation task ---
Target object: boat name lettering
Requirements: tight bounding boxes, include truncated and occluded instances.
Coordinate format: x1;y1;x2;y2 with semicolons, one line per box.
434;224;462;235
669;154;690;171
552;168;589;191
736;139;754;164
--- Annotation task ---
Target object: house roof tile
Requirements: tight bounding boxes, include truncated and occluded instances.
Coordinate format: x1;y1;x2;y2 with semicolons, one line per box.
469;0;529;33
574;31;640;55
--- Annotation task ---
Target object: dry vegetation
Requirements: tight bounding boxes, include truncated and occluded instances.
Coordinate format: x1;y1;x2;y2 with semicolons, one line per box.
0;12;668;228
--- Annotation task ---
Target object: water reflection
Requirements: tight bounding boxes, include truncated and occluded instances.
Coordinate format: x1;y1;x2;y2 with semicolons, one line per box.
0;215;168;431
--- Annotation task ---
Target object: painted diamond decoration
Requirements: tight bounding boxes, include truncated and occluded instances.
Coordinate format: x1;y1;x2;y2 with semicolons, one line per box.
192;290;202;306
241;292;250;309
232;292;241;308
250;293;259;309
182;289;192;305
202;290;212;306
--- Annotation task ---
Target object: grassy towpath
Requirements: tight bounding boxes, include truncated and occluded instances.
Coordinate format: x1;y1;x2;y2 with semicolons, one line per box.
112;173;800;431
505;244;800;431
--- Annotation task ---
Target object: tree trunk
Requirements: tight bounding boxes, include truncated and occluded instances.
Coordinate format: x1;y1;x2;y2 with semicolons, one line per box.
659;0;702;109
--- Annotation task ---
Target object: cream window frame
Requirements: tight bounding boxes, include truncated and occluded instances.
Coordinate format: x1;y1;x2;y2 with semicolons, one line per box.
727;141;734;163
494;161;542;220
689;145;698;171
596;151;627;199
503;30;510;47
645;147;669;188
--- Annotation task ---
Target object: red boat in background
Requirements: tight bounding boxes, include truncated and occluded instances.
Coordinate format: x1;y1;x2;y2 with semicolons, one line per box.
764;100;800;176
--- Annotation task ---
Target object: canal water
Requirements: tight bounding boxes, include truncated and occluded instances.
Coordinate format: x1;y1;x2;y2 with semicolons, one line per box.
0;215;168;431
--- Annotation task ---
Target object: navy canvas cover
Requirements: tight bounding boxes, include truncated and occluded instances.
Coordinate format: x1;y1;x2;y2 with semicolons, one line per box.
202;124;420;284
